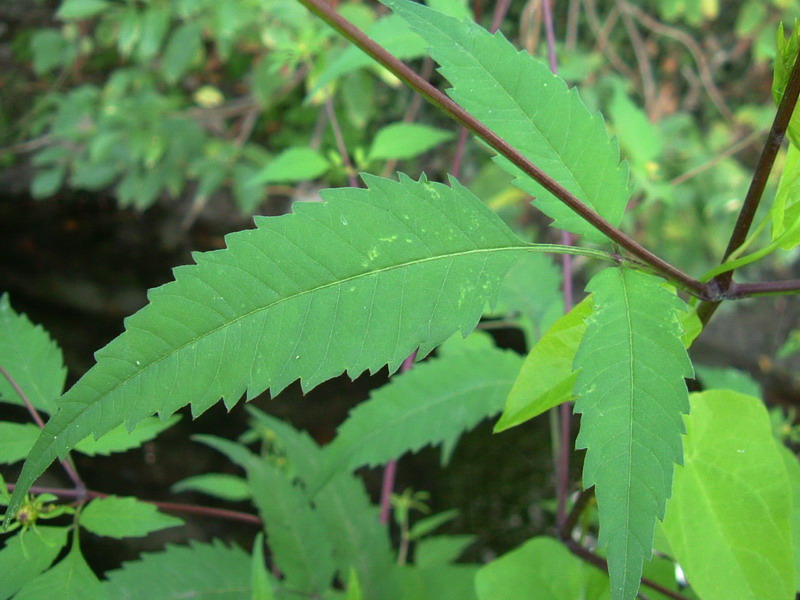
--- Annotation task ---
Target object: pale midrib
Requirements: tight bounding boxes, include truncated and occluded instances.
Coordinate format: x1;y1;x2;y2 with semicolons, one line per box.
621;269;637;591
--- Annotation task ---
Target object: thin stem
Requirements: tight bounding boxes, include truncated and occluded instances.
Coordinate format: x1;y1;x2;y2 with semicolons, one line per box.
697;47;800;323
5;483;263;526
564;539;691;600
294;0;708;299
726;279;800;299
325;96;359;188
559;487;594;540
541;0;574;532
0;364;85;496
379;351;417;524
668;128;764;186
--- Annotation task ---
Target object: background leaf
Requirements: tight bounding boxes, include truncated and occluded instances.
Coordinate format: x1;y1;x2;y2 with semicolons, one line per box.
80;496;184;539
383;0;630;242
662;390;795;600
73;416;181;456
494;296;592;433
249;147;330;185
573;268;692;600
104;540;252;600
474;536;610;600
368;123;454;161
171;473;251;502
14;543;108;600
0;294;66;415
0;422;41;465
9;173;529;522
321;331;523;477
0;526;69;600
770;143;800;250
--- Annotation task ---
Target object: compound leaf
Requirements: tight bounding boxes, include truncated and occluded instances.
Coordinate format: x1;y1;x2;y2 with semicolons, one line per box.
104;540;251;600
8;173;529;524
383;0;630;242
662;390;795;600
573;268;692;600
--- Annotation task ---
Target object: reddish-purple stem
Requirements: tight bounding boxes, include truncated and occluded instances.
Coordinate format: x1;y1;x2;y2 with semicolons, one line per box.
0;364;85;497
379;352;417;524
6;482;263;526
325;96;360;188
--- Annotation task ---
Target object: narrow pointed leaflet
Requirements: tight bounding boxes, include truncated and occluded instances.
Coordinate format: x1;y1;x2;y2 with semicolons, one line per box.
573;268;692;600
383;0;630;243
7;173;538;524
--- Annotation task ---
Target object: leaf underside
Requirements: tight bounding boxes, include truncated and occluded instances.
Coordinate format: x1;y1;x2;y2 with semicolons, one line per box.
573;268;692;600
383;0;630;242
7;172;528;525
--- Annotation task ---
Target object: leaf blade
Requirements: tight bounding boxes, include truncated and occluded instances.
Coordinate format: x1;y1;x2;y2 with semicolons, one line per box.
573;268;692;600
8;173;527;523
383;0;630;242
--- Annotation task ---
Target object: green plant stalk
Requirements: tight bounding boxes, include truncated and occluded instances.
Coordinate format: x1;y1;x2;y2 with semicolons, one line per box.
294;0;708;299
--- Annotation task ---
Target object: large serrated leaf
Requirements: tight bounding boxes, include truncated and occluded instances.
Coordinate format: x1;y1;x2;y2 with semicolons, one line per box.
382;0;630;242
8;173;530;523
104;540;251;600
14;543;108;600
0;526;70;600
320;331;523;477
662;391;795;600
573;268;692;600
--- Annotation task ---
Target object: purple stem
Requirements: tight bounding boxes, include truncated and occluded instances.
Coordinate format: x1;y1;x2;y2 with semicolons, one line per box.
379;351;417;524
325;96;360;188
0;364;86;497
5;482;263;526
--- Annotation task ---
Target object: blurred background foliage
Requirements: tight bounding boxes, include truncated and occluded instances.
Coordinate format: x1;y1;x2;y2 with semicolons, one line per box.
2;0;800;279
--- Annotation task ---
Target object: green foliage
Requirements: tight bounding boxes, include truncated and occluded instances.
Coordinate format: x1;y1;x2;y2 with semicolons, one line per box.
3;2;800;600
573;268;692;600
383;0;630;243
662;390;795;599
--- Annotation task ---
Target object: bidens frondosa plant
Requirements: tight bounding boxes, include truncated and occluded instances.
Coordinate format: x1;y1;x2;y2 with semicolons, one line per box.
3;1;800;599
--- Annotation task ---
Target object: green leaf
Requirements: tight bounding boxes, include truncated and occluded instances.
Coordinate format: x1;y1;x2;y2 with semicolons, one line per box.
0;294;66;415
218;408;401;600
249;147;330;185
494;296;592;433
778;445;800;592
368;123;454;161
200;437;337;596
74;415;181;456
321;331;523;478
0;422;41;465
104;540;251;600
80;496;184;539
14;542;108;600
770;142;800;250
56;0;109;20
161;22;204;83
172;472;251;501
608;82;662;168
313;14;427;92
9;174;529;523
662;390;795;600
414;535;474;567
383;0;630;242
409;509;458;540
573;268;692;600
490;252;563;348
773;21;800;148
401;564;479;600
0;526;69;600
475;537;610;600
31;167;66;199
250;533;276;600
694;365;761;397
30;30;74;75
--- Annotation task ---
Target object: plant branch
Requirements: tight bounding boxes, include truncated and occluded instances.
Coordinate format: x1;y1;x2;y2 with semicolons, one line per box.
294;0;708;299
325;96;360;188
5;482;263;526
0;364;85;497
725;279;800;299
697;47;800;323
558;487;594;541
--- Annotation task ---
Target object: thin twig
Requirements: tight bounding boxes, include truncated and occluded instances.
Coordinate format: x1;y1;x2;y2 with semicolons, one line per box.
725;279;800;299
0;364;85;496
558;487;594;540
5;483;263;526
618;0;733;122
697;48;800;323
294;0;708;299
669;128;764;186
582;0;635;80
617;2;657;117
325;96;360;188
